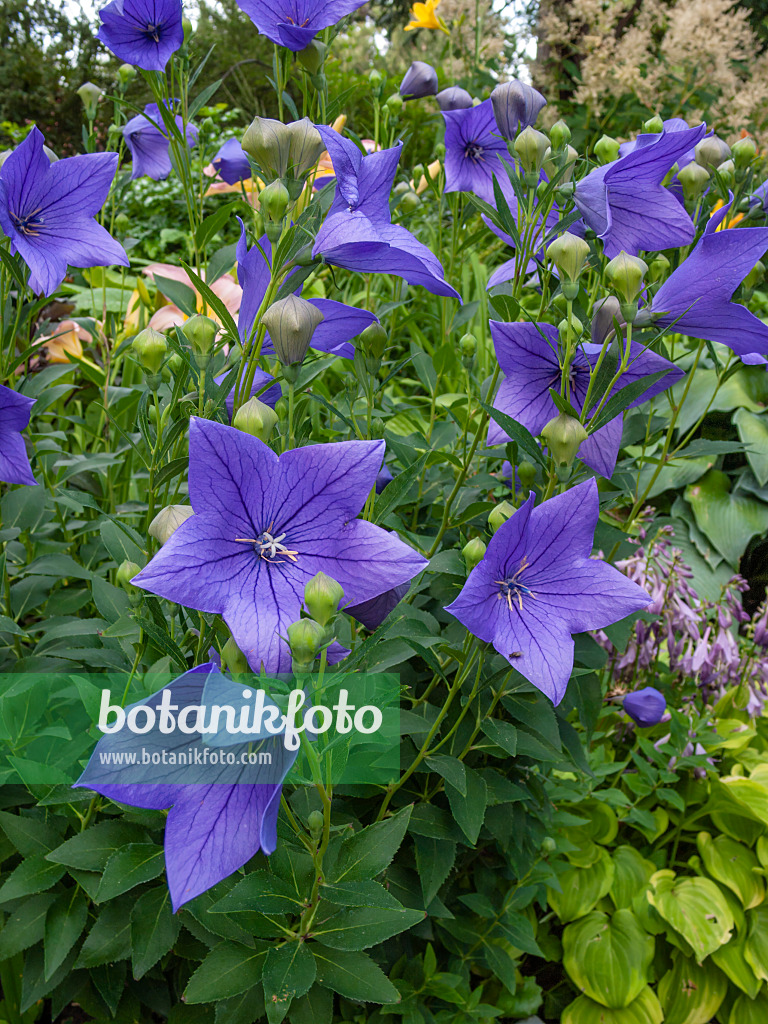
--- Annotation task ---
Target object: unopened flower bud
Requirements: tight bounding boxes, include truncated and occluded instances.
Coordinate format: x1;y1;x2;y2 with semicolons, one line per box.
307;809;324;835
743;260;765;291
114;212;130;235
695;135;731;172
716;159;735;187
541;412;588;470
558;313;583;339
305;572;344;626
221;636;249;675
623;687;666;727
642;114;664;134
262;295;324;372
677;161;711;201
543;144;578;184
242;117;291;179
77;82;103;119
541;836;557;854
546;232;590;298
259;179;290;223
594;134;619;164
732;135;757;169
436;86;473;111
462;537;486;572
591;296;625;346
459;332;476;359
168;352;185;378
400;61;438;99
488;500;515;534
181;314;217;369
182;16;193;40
287;118;324;177
298;40;327;74
491;79;547;141
117;63;137;86
361;322;387;362
149;504;194;545
288;618;326;670
549;119;571;152
399;191;420;213
117;560;143;606
605;251;648;308
514;126;549;179
233;396;279;441
646;252;670;284
385;92;404;115
517;461;536;490
133;326;167;384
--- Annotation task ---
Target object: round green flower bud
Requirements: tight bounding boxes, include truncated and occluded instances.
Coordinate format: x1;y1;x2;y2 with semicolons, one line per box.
77;82;103;119
642;114;664;134
604;251;648;305
459;332;477;358
646;252;670;284
259;179;290;224
368;68;383;89
287;118;324;177
117;63;137;86
304;571;344;626
716;158;735;187
517;461;536;490
543;144;578;185
677;161;711;201
221;636;249;675
549;119;571;152
732;135;757;169
462;537;486;572
261;294;324;373
307;809;325;835
168;352;185;378
743;260;765;291
149;504;194;546
399;191;420;214
514;126;549;179
594;134;619;164
488;500;515;534
385;92;404;115
287;618;326;669
361;322;388;361
546;232;590;291
182;16;193;40
411;163;425;182
133;326;167;381
242;117;291;179
695;135;731;172
541;412;588;470
233;396;279;442
298;40;327;75
116;560;142;606
541;836;557;854
557;313;583;340
181;314;217;369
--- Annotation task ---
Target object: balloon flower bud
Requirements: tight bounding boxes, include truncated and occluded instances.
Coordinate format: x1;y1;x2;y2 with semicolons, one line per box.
743;259;766;291
368;68;383;89
77;82;103;119
287;618;326;671
677;161;710;202
732;135;757;170
304;571;344;626
182;16;193;40
591;296;625;347
622;687;666;727
117;63;137;86
517;461;536;491
361;322;388;361
695;135;731;172
543;144;578;185
488;500;515;534
490;79;547;141
149;504;194;546
221;636;249;675
242;117;291;179
514;126;550;181
400;61;438;99
436;86;473;111
298;40;327;75
546;232;590;299
642;114;664;134
541;836;557;854
233;396;279;442
462;537;487;572
541;413;588;472
181;314;217;370
116;560;142;606
133;327;167;386
287;118;324;178
399;191;420;214
716;159;735;187
261;295;324;376
594;134;620;164
646;252;670;284
385;92;404;115
307;809;324;836
604;251;648;317
459;332;477;360
259;179;290;224
549;119;571;152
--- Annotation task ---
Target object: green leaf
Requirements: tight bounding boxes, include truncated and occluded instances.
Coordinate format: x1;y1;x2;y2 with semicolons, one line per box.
47;820;144;871
414;836;456;907
728;989;768;1024
483;940;518;994
189;78;222;119
311;904;424;950
184;941;269;1003
95;843;165;902
99;518;146;566
210;870;305;915
564;909;653;1009
74;899;133;967
312;946;400;1004
610;846;656;911
685;469;768;566
131;886;181;979
647;869;734;962
0;853;65;903
734;408;768;485
331;805;412;882
480;401;547;468
479;718;518;756
91;575;131;623
697;831;765;909
44;888;87;980
0;893;55;959
425;754;466;796
549;848;615;924
319;879;403;909
290;986;333;1024
262;941;316;1023
658;953;727;1024
0;811;61;857
153;274;198;317
588;370;668;432
372;452;429;524
562;987;662;1024
745;903;768;984
445;765;487;845
712;931;762;998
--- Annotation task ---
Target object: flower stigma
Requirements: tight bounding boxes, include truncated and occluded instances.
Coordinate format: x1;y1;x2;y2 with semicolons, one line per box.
10;209;44;237
234;524;299;565
495;556;536;612
464;141;485;163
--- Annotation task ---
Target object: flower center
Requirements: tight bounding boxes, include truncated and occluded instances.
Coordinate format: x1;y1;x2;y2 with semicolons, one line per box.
10;208;44;237
495;557;535;613
234;525;299;565
145;21;162;42
464;141;485;163
284;16;311;25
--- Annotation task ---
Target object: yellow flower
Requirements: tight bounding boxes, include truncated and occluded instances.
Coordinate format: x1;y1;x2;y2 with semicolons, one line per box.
710;197;745;231
405;0;449;34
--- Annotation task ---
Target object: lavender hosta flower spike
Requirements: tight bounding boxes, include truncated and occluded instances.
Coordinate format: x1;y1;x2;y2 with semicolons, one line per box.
644;199;768;361
97;0;183;71
123;103;198;181
0;127;128;297
488;321;683;478
236;220;376;358
622;687;667;727
74;664;293;910
573;123;708;259
211;138;251;185
445;480;651;703
312;128;461;300
235;0;368;50
443;98;509;205
132;419;428;672
0;384;36;486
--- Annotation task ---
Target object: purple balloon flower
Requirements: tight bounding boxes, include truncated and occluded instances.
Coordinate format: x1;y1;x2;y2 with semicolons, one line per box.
619;118;697;164
400;61;438;99
488;321;683;478
97;0;183;71
132;419;428;672
312;128;461;300
211;138;251;185
490;80;547;140
644;200;768;361
123;103;198;181
623;686;666;727
347;583;409;630
445;480;651;703
0;384;36;486
235;0;368;50
436;86;474;111
375;463;393;492
213;369;280;420
573;123;707;258
443;98;509;205
0;127;128;297
236;221;376;358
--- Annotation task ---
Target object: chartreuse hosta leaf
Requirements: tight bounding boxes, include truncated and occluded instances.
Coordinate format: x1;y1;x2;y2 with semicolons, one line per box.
745;903;768;984
548;847;614;924
685;468;768;566
696;832;765;908
657;952;728;1024
562;986;662;1024
563;909;653;1009
712;930;762;999
647;870;734;962
609;846;657;911
728;988;768;1024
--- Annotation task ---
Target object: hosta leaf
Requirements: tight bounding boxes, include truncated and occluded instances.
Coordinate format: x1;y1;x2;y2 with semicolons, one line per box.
562;987;662;1024
657;952;727;1024
647;870;733;962
685;469;768;566
696;831;764;909
563;909;653;1009
548;847;615;924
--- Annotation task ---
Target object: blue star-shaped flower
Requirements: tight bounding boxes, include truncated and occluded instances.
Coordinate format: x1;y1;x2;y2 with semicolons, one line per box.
98;0;184;72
